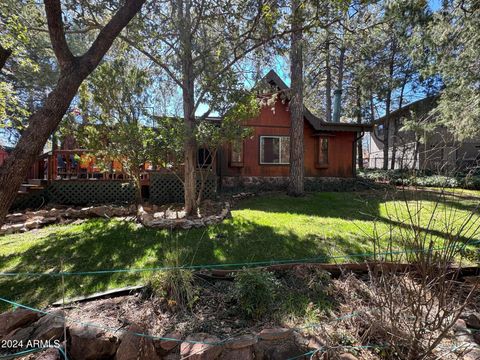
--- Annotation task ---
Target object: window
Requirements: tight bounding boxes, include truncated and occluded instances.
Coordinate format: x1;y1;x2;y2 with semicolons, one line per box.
197;148;212;168
260;136;290;164
316;137;329;167
230;140;244;167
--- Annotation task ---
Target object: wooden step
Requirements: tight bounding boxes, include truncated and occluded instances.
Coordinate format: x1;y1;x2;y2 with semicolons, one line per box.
28;179;48;186
19;184;45;192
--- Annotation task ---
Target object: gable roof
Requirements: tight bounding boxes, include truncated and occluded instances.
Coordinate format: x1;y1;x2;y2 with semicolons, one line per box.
263;70;372;133
374;95;439;125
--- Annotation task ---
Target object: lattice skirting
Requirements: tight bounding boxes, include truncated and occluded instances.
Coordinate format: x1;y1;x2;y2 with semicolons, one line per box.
11;175;218;211
150;173;217;204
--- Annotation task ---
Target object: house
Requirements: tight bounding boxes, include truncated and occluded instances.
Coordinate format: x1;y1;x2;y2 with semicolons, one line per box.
218;70;373;189
10;70;372;207
367;96;480;171
0;145;11;167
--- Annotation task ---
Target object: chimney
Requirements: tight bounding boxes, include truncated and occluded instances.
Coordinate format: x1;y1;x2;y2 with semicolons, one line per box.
332;89;342;123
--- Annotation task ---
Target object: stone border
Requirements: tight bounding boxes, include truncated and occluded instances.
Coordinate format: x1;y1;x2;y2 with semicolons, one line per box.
1;202;231;235
139;202;231;230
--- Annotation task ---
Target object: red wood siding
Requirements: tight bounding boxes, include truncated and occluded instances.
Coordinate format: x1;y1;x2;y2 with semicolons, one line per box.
220;99;356;178
0;149;9;167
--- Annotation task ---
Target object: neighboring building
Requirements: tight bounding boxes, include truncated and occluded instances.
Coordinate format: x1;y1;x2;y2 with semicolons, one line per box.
367;96;480;171
218;70;372;188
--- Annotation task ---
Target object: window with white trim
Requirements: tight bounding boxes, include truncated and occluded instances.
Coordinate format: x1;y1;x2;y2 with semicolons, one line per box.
260;136;290;164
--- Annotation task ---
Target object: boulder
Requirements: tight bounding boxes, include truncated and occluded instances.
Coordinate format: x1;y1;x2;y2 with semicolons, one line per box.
221;347;254;360
254;340;303;360
2;325;35;343
258;328;292;341
454;319;469;333
115;324;160;360
69;324;119;360
225;335;257;350
155;331;182;353
31;310;65;341
0;309;41;337
180;333;223;360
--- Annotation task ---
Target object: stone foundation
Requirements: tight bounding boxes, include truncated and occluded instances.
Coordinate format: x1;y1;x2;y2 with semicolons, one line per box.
221;176;374;192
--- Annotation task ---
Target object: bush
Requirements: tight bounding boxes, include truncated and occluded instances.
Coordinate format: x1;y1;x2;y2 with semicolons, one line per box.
149;268;198;310
358;169;480;190
234;268;280;319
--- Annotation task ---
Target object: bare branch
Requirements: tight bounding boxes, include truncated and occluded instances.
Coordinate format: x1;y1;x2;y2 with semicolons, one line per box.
119;34;183;89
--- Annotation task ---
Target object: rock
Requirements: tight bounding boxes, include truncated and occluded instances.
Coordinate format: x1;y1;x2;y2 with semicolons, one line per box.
115;324;160;360
155;331;182;352
466;313;480;329
6;213;27;223
25;218;43;230
36;348;61;360
2;325;35;343
89;206;109;217
69;325;119;360
153;212;165;219
292;331;309;347
473;333;480;346
254;340;302;360
222;347;254;360
258;328;292;341
225;335;257;350
0;308;41;337
180;333;223;360
339;353;359;360
464;346;480;360
454;319;469;333
31;310;65;341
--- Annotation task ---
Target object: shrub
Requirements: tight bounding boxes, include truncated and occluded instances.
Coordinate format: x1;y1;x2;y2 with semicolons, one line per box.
234;268;280;319
149;268;198;310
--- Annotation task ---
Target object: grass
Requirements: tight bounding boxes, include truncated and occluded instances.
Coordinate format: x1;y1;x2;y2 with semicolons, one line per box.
0;189;479;310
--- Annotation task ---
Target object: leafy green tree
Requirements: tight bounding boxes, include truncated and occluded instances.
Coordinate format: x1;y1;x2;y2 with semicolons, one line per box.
420;0;479;140
73;54;165;209
0;0;146;226
114;0;282;215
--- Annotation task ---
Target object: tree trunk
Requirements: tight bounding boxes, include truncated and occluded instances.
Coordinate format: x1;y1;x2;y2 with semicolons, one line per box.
288;0;304;197
325;39;332;122
356;86;363;169
391;75;408;169
332;46;345;123
382;41;396;170
0;0;146;226
178;0;197;215
0;70;83;223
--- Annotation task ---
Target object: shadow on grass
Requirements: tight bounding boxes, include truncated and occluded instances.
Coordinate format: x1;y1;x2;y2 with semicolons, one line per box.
0;216;367;309
1;189;478;310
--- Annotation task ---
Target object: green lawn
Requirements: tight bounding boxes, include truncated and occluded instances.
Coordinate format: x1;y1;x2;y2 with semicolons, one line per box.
0;189;479;310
